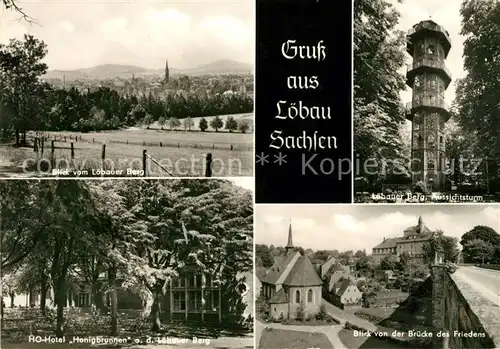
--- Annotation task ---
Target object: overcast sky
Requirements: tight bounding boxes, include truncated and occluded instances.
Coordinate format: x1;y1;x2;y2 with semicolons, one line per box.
0;0;253;70
394;0;464;104
255;205;500;253
230;177;254;191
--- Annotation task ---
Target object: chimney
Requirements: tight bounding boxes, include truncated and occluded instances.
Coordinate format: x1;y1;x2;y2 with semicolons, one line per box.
383;237;386;242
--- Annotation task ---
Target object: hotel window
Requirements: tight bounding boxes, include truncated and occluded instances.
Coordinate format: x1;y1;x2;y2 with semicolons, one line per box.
188;291;202;312
213;290;219;310
203;290;219;312
173;275;185;288
295;290;301;303
187;272;196;288
173;291;186;311
307;289;313;303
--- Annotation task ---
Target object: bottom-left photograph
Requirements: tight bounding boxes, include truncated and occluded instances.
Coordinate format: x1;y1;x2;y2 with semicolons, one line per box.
0;179;254;349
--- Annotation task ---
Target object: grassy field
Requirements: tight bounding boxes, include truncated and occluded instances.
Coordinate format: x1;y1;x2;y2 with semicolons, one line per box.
0;114;253;177
259;328;333;349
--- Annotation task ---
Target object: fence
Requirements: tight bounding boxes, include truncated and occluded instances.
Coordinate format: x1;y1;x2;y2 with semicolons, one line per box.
31;133;215;177
43;132;251;152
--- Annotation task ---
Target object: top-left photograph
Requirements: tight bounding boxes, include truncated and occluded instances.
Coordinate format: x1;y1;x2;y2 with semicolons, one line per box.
0;0;254;178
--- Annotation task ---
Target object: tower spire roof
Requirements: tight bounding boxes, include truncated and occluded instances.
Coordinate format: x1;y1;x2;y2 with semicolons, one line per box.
418;215;424;234
285;219;293;251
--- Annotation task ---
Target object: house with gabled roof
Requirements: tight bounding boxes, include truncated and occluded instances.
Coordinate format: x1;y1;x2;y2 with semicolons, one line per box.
325;264;355;292
331;278;362;307
260;221;323;320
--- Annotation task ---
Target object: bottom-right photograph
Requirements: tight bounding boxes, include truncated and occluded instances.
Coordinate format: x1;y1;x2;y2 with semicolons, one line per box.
254;204;500;349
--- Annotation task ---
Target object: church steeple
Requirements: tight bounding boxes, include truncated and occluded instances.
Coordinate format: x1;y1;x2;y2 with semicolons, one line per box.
285;219;293;254
418;215;424;234
164;58;170;84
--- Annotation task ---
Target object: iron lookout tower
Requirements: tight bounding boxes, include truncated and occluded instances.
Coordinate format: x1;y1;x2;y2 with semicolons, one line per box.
406;20;452;191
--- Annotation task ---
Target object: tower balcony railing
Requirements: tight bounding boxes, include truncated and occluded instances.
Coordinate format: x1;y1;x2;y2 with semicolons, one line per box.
406;98;449;112
407;59;451;79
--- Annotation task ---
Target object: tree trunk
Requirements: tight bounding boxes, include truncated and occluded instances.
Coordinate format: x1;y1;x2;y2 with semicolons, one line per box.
108;267;118;335
110;287;118;335
91;283;105;311
140;289;154;319
22;131;26;145
15;129;19;146
151;291;162;332
40;280;48;312
54;278;67;337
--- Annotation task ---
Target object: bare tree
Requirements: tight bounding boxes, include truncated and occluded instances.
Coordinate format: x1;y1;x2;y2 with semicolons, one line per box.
2;0;36;23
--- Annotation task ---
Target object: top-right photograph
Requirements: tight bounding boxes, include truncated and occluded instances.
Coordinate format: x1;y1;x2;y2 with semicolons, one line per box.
354;0;500;203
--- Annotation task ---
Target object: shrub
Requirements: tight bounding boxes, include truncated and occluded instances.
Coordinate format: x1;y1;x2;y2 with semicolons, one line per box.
315;303;328;321
199;118;208;131
210;116;223;132
444;261;457;274
225;116;238;132
238;120;250;133
295;302;305;322
414;181;428;194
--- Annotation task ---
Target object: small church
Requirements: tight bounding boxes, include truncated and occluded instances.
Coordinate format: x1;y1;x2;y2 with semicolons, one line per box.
260;221;323;320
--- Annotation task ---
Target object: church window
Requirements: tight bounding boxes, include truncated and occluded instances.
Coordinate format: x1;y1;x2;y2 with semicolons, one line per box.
307;289;313;303
295;290;301;303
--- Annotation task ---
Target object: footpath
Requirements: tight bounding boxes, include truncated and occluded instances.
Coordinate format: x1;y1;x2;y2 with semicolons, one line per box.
321;299;377;331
